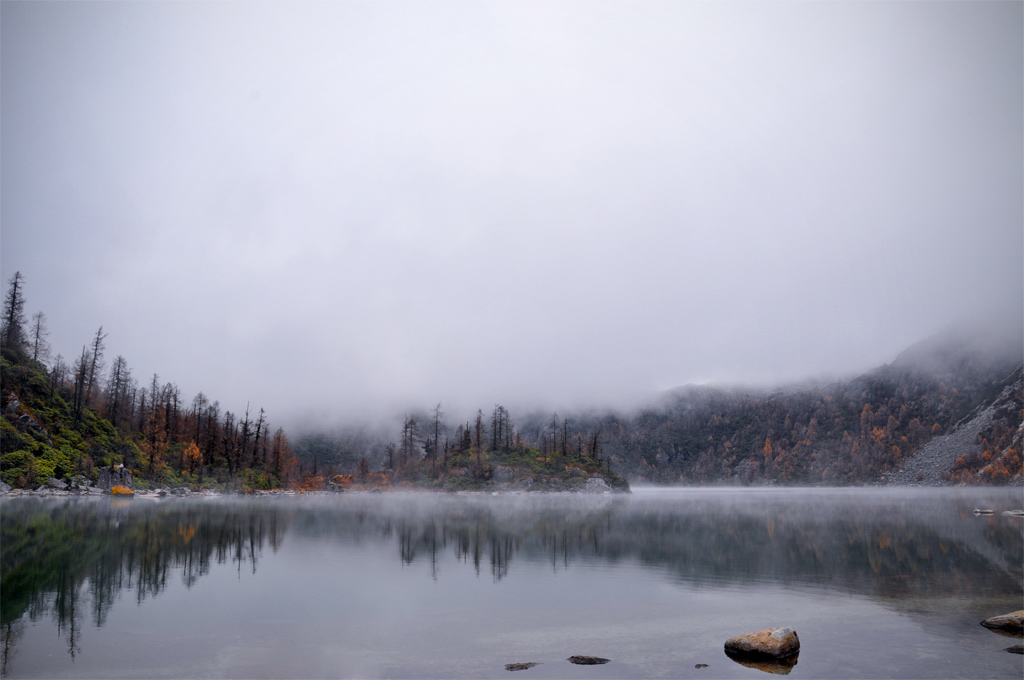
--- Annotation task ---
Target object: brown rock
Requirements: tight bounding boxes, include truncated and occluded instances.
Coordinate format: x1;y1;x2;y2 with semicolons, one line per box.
724;627;800;660
980;611;1024;638
505;662;539;671
567;656;609;665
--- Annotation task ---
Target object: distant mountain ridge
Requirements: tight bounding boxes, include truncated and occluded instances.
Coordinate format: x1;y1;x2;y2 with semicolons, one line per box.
295;329;1022;487
574;328;1022;486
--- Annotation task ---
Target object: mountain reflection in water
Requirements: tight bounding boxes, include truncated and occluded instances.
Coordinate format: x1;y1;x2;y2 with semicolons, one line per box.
1;488;1021;678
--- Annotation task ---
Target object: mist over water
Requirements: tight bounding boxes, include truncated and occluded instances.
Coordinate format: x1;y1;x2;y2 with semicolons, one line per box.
3;488;1021;678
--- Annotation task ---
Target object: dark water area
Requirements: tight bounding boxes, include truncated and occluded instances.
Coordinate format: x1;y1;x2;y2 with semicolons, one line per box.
1;488;1021;678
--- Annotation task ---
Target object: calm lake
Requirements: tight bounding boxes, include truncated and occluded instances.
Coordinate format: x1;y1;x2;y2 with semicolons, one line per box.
1;488;1021;679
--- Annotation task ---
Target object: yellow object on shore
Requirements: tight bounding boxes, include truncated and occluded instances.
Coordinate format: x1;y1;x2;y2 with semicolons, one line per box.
111;485;134;496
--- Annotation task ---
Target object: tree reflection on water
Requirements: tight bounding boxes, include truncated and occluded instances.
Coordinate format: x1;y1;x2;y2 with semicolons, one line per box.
1;497;287;674
1;490;1021;674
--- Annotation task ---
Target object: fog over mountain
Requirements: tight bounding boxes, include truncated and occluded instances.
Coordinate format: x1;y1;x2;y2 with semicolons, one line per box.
2;2;1021;430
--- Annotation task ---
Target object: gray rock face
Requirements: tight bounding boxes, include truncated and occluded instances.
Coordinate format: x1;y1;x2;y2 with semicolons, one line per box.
46;477;68;490
724;627;800;659
97;465;135;491
69;475;92;489
887;408;992;485
584;477;611;493
0;480;12;493
492;466;515;484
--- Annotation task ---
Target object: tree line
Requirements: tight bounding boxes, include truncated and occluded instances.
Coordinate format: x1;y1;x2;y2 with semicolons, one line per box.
1;272;297;489
293;399;622;492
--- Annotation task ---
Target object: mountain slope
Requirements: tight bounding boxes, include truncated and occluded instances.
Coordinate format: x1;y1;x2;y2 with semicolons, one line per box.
580;329;1022;486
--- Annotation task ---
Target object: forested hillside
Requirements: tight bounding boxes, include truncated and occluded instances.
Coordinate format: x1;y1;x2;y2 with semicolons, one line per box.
298;329;1021;488
4;271;1018;490
582;331;1022;485
1;272;297;490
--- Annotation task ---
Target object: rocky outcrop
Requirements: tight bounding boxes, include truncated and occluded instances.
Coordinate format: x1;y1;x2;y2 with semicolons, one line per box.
724;627;800;659
97;465;134;491
584;477;611;493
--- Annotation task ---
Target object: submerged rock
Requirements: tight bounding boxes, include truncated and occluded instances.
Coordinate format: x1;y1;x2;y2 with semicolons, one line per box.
505;662;539;671
980;611;1024;637
724;627;800;660
567;656;609;665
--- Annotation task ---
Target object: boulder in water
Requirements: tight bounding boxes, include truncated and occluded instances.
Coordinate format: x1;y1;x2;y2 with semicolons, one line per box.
981;611;1024;637
724;627;800;660
505;662;539;671
567;656;609;665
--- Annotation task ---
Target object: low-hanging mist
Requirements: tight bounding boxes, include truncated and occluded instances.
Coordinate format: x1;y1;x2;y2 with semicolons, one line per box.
2;2;1021;429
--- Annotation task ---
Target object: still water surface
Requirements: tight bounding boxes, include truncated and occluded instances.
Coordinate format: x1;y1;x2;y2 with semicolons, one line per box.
1;488;1021;678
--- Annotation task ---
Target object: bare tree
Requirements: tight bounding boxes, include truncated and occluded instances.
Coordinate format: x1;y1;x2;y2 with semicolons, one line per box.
431;403;443;475
1;271;27;353
71;346;91;423
105;355;131;427
84;327;107;407
253;408;266;468
29;311;50;365
50;353;69;393
239;403;252;469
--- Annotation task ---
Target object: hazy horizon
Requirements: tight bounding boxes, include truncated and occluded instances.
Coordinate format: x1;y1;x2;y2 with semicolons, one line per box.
3;2;1021;431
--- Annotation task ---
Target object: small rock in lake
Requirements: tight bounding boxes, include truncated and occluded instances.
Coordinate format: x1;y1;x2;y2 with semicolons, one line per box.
1002;509;1024;517
695;663;709;668
980;611;1024;636
724;627;800;660
973;508;995;516
1006;645;1023;655
505;662;539;671
567;655;610;665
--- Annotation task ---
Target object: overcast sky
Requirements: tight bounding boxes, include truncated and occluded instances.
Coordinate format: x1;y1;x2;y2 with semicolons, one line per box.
2;1;1021;429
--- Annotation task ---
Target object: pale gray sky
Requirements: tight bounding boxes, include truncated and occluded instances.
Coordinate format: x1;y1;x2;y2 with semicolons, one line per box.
2;1;1021;428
